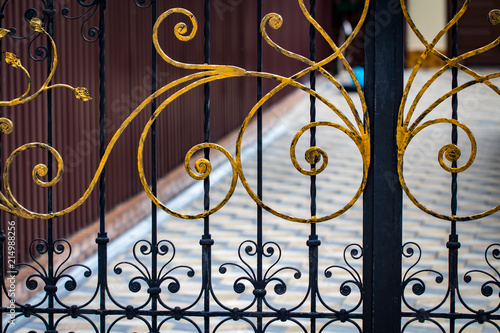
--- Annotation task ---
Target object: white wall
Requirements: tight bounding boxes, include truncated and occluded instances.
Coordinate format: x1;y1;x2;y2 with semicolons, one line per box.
406;0;448;52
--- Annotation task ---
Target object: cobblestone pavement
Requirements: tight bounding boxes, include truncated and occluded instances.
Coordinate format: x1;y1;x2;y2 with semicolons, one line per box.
7;68;500;332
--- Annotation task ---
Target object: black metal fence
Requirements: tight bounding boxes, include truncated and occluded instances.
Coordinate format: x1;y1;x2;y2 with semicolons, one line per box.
0;0;499;332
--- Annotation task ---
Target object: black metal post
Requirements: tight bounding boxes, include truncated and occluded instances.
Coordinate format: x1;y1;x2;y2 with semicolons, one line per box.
0;7;4;329
308;1;319;332
363;0;404;332
44;2;56;331
95;1;109;332
150;2;159;332
448;1;460;331
201;1;214;332
256;1;264;331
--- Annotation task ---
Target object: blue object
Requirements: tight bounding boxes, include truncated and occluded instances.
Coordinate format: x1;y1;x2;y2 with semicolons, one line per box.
351;66;364;88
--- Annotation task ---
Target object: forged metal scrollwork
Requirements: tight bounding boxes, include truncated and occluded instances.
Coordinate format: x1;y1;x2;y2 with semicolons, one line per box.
401;242;445;312
0;18;92;106
2;238;92;310
460;244;500;314
137;0;370;223
397;0;500;222
218;240;301;310
0;0;369;223
61;0;101;43
113;239;195;310
402;243;500;331
134;0;154;9
321;244;363;314
489;9;500;26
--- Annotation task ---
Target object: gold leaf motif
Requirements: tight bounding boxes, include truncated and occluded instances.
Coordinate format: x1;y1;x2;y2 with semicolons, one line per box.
0;28;10;39
4;52;21;68
74;87;92;101
29;18;45;33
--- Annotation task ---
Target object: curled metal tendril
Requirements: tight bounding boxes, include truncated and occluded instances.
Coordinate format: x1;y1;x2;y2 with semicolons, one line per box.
139;141;238;220
61;2;101;43
267;13;283;30
134;0;153;9
29;42;48;62
8;239;92;307
290;124;329;175
398;118;478;221
128;277;144;293
462;244;500;308
322;244;363;312
402;317;446;333
233;279;247;294
218;240;301;306
153;8;198;64
3;143;64;201
401;242;445;312
0;141;64;218
24;8;38;23
439;144;461;170
488;9;500;25
0;16;92;218
18;10;50;61
113;239;195;309
75;0;100;7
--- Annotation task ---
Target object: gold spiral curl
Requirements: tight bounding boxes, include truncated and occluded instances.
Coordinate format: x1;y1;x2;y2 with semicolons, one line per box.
139;140;238;220
174;18;196;42
290;123;330;176
438;144;461;173
267;13;283;30
0;118;13;134
2;143;64;217
184;145;216;182
488;9;500;25
191;158;211;181
398;118;479;221
237;119;369;223
305;147;324;165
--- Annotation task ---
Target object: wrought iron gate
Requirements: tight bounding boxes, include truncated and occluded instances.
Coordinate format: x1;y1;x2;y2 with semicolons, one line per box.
0;0;499;332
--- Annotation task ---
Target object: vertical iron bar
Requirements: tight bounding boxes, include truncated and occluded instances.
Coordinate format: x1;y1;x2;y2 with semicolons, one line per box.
448;0;460;331
256;0;263;331
363;0;404;332
150;1;158;332
0;231;4;330
95;1;109;332
44;2;55;330
0;9;4;329
201;1;214;332
0;9;3;329
308;1;319;332
203;0;211;214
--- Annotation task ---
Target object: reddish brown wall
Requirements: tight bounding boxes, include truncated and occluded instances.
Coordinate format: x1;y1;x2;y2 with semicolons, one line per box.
452;0;500;65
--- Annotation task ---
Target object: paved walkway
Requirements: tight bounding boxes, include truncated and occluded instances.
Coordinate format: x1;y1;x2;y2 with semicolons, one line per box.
6;68;500;332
